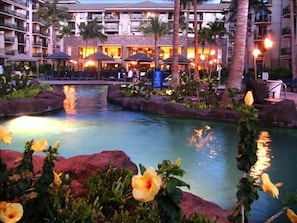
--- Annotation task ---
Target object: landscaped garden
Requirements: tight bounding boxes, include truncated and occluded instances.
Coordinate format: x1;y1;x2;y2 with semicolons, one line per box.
1;73;297;222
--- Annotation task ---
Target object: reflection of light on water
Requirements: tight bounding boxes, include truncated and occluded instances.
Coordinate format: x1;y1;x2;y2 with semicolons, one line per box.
7;116;78;136
250;131;272;183
63;85;77;115
189;125;218;158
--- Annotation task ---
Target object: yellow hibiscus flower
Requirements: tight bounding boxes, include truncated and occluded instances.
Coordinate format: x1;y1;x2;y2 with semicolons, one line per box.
31;138;48;153
132;167;162;202
261;173;281;199
0;202;23;223
0;125;12;145
244;91;254;106
54;140;60;150
53;171;62;186
287;209;297;223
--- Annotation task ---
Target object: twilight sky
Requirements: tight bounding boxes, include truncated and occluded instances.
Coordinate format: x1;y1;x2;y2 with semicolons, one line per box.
78;0;221;3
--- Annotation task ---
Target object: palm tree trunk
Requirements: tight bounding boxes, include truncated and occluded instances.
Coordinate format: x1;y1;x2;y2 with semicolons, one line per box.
172;0;181;88
155;36;159;69
193;0;199;79
221;0;249;103
182;3;190;57
290;0;297;79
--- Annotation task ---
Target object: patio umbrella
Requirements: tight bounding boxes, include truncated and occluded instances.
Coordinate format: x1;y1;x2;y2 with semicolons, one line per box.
163;54;192;65
7;53;38;62
124;52;152;63
46;51;70;60
85;51;114;61
84;51;114;80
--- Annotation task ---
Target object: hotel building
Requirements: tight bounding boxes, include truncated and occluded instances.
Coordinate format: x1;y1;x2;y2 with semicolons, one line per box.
0;0;295;74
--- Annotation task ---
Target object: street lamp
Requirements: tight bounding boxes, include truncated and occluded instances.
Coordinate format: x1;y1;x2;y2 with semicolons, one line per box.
263;37;273;70
252;48;261;79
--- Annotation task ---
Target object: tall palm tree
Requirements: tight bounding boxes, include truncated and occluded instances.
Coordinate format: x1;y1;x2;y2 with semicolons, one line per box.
207;20;231;44
172;0;181;88
290;0;297;79
58;25;73;38
180;0;191;56
138;16;172;69
34;0;70;53
79;18;107;58
221;0;249;104
198;27;214;54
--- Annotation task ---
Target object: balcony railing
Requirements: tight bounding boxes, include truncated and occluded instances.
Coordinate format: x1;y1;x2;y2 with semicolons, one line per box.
0;22;26;31
0;8;27;19
282;27;291;35
5;36;15;42
255;15;271;23
281;47;291;55
282;6;290;17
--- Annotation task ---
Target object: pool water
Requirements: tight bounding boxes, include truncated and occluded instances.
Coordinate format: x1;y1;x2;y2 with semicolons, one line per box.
1;85;297;222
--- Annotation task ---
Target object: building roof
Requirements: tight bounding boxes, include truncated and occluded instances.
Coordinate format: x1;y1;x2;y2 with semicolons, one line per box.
61;1;230;12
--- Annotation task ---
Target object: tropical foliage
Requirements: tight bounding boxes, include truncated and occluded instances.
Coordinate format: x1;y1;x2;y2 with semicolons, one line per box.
0;126;214;223
79;18;107;58
34;0;70;53
139;16;172;69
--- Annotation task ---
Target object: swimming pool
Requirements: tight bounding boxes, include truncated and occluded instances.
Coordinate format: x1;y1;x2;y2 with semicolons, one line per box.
1;85;296;222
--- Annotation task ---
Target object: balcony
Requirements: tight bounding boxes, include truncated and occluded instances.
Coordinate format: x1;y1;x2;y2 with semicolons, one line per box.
105;24;119;32
280;47;291;60
282;6;291;18
33;41;42;46
5;36;15;43
0;22;26;32
104;14;119;20
254;33;267;41
0;8;27;20
282;27;291;38
255;15;271;24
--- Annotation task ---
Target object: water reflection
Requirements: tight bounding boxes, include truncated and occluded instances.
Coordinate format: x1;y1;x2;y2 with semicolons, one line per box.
250;131;272;183
63;85;77;115
188;125;219;158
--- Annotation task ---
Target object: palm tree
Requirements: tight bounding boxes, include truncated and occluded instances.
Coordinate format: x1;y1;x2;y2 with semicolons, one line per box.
138;16;172;69
180;0;191;56
198;27;214;53
79;18;107;59
172;0;181;88
34;0;70;53
221;0;249;104
290;0;297;79
58;25;73;38
207;20;231;44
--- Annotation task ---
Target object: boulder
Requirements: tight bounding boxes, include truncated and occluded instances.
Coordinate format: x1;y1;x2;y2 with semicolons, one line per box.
1;149;230;222
108;85;297;128
0;81;65;117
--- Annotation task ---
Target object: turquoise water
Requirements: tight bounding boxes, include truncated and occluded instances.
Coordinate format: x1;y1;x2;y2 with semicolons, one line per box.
1;85;297;222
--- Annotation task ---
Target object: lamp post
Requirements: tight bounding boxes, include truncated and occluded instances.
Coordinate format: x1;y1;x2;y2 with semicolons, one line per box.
263;37;273;70
252;48;261;79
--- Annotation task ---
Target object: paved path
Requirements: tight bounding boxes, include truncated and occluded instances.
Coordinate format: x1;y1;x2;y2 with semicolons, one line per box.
39;79;297;107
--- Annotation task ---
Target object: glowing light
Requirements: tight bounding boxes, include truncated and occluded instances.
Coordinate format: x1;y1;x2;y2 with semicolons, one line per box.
210;49;216;55
85;60;95;67
200;54;206;61
252;48;261;58
264;38;273;49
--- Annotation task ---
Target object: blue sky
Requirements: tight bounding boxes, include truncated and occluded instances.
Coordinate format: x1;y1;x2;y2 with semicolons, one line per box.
78;0;220;3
